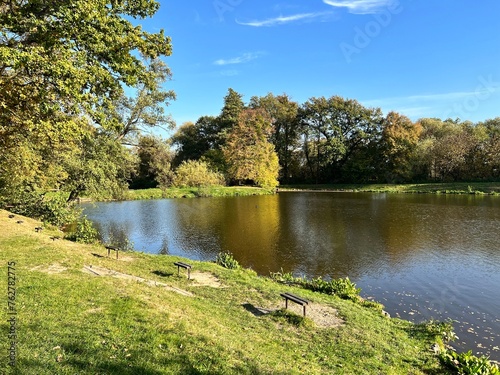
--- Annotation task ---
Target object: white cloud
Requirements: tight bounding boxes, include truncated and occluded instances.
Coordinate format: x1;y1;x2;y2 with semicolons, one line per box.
213;52;264;66
236;12;331;27
323;0;394;14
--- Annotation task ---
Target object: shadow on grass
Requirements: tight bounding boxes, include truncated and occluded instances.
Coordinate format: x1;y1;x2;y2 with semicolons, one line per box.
242;303;272;317
91;253;105;258
152;270;173;278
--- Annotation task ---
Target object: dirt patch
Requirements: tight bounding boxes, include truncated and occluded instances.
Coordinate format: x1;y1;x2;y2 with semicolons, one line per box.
190;271;224;288
31;263;68;274
82;265;193;297
248;302;344;329
306;303;344;328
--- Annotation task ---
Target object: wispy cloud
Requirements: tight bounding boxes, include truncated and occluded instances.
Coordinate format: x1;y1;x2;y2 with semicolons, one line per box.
213;52;264;66
323;0;394;14
236;12;332;27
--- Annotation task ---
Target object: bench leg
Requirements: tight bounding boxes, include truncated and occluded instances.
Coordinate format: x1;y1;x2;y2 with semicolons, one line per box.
303;305;306;317
116;250;119;260
187;268;190;280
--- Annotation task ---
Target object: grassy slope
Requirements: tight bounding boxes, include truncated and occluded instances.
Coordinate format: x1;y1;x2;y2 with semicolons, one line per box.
0;210;451;374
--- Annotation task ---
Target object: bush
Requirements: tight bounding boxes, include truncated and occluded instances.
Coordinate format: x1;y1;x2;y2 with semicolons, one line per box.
2;190;79;227
269;271;361;302
216;252;240;270
66;217;99;244
173;160;225;188
440;350;499;375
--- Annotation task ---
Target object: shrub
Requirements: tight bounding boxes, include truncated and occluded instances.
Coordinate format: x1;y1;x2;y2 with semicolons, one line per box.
66;217;99;244
2;190;79;227
216;252;240;270
172;160;225;188
304;276;361;301
269;271;361;302
440;350;499;375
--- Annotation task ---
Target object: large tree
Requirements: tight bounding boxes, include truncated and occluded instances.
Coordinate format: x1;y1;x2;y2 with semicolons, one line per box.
223;109;280;188
299;96;383;182
381;112;422;182
249;93;300;183
0;0;172;204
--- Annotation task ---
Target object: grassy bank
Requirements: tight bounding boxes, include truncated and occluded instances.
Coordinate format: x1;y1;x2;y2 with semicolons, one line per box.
0;210;455;374
280;182;500;195
123;186;275;201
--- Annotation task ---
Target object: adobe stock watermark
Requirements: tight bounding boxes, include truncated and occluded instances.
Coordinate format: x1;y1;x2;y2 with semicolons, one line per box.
213;0;244;22
442;75;500;120
340;1;403;64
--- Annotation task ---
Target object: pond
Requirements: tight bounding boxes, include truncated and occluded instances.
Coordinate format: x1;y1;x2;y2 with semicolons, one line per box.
82;192;500;360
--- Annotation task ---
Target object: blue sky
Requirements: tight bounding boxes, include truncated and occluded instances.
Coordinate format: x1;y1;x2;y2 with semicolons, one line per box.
139;0;500;131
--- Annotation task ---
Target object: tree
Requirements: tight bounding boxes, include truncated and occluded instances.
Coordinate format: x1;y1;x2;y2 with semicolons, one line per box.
223;109;280;188
0;0;172;206
1;0;171;129
219;88;246;133
113;59;176;144
381;112;422;182
171;118;216;166
299;96;383;182
249;93;300;183
476;118;500;179
132;135;174;189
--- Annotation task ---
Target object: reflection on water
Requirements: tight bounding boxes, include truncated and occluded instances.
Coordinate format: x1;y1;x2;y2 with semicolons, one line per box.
82;192;500;360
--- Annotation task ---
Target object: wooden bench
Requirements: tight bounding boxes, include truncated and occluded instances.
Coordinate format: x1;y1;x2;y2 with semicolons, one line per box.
105;245;121;259
280;292;309;317
35;226;43;232
174;262;192;280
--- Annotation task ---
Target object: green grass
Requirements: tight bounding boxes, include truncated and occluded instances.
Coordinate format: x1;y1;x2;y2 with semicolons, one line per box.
124;186;275;201
0;210;453;374
280;182;500;195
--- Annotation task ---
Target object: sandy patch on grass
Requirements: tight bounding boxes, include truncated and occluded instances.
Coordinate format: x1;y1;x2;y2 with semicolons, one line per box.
190;271;224;288
31;263;68;274
306;303;344;328
250;302;344;329
82;265;193;297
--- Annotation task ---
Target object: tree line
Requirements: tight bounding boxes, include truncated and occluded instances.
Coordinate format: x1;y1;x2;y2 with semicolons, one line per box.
166;89;500;187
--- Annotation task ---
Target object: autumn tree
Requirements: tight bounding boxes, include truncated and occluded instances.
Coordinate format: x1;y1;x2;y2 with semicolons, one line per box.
223;109;280;188
381;112;422;182
249;93;300;183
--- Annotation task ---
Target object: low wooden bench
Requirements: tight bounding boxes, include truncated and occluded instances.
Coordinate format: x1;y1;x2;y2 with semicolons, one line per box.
280;292;309;317
174;261;192;280
105;245;121;260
